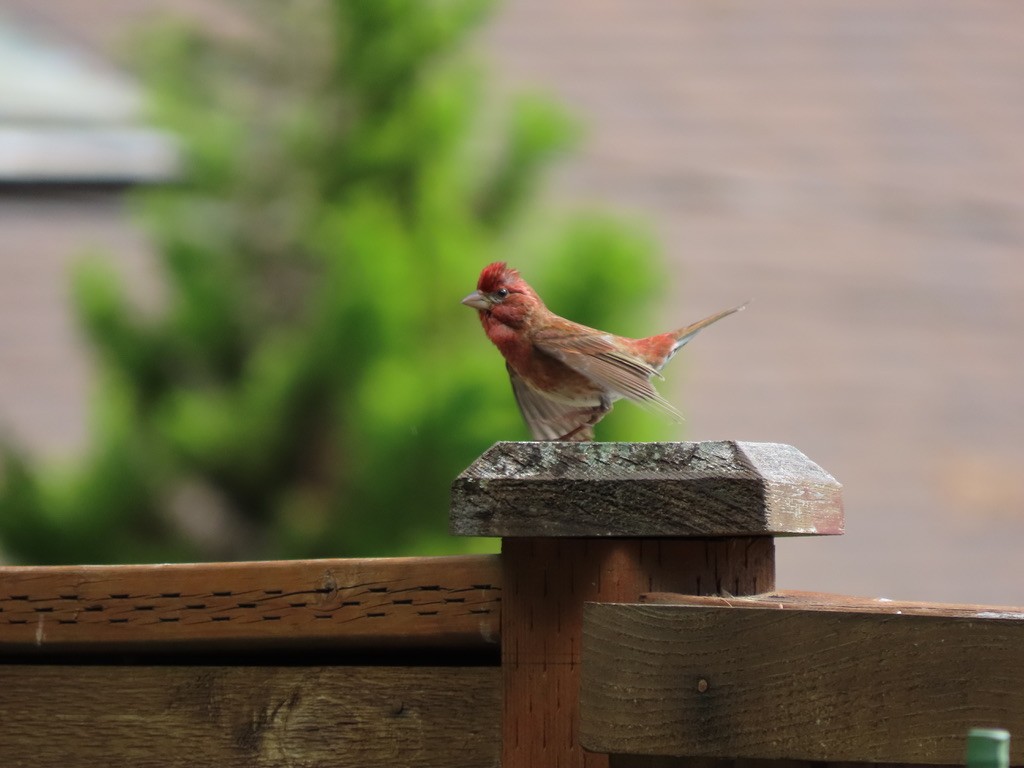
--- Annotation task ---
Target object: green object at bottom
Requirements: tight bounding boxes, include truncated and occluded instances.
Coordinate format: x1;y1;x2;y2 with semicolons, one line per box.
967;728;1010;768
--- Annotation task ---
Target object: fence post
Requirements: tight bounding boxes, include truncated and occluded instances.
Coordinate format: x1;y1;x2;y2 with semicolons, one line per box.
451;441;843;768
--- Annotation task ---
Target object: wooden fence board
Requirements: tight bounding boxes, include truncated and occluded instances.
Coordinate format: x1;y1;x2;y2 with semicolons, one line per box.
0;664;499;768
0;555;501;653
639;590;1024;620
581;602;1024;765
608;758;947;768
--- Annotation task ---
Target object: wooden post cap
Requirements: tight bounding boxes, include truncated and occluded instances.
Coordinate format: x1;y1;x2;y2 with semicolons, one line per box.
450;441;843;537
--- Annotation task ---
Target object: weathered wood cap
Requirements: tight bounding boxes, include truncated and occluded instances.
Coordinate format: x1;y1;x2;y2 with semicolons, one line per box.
451;441;843;537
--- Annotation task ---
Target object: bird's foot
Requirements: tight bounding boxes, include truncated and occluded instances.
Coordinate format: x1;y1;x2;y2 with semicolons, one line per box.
557;424;596;441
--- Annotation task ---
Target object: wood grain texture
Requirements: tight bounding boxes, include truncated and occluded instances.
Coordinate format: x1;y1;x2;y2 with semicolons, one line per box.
639;589;1024;620
0;555;501;654
608;758;948;768
0;664;499;768
581;603;1024;765
450;441;843;537
503;538;775;768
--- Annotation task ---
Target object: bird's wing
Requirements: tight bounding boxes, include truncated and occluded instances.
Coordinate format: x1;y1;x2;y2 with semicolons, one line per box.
532;328;683;421
507;363;596;441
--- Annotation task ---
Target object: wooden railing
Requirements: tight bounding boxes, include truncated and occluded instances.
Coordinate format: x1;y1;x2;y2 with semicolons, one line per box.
1;440;1021;768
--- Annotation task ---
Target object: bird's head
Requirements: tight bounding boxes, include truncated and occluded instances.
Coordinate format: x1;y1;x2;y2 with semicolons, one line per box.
462;262;542;329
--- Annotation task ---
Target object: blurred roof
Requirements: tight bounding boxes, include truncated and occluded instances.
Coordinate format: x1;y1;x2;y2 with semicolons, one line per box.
0;12;176;182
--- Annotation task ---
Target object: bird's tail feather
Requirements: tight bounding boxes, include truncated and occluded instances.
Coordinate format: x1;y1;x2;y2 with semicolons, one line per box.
671;302;748;353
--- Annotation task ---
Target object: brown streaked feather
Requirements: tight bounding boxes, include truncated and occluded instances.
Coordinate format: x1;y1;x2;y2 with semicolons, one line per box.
532;327;683;421
507;363;599;441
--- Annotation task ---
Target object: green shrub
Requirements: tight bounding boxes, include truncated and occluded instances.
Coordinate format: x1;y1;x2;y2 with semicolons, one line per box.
0;0;668;564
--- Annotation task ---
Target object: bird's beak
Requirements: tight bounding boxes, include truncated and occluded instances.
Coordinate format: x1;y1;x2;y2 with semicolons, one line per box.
461;290;491;311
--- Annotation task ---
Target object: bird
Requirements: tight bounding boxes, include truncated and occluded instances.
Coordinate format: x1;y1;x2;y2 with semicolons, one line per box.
462;261;745;441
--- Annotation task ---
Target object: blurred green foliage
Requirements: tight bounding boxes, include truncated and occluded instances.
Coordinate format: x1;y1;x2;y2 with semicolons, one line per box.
0;0;669;564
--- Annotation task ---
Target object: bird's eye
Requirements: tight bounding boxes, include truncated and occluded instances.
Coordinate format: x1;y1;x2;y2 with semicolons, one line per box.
495;288;509;299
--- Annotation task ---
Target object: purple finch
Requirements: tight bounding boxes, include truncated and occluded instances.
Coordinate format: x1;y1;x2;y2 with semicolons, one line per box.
462;262;744;441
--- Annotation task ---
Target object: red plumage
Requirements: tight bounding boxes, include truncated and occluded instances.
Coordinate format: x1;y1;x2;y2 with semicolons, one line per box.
477;261;517;293
462;262;744;441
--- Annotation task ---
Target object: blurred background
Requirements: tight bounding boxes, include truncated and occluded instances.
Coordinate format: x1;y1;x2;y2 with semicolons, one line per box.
0;1;1022;604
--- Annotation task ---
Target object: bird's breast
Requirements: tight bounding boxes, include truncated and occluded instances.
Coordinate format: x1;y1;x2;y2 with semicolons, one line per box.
509;345;604;405
483;315;604;404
